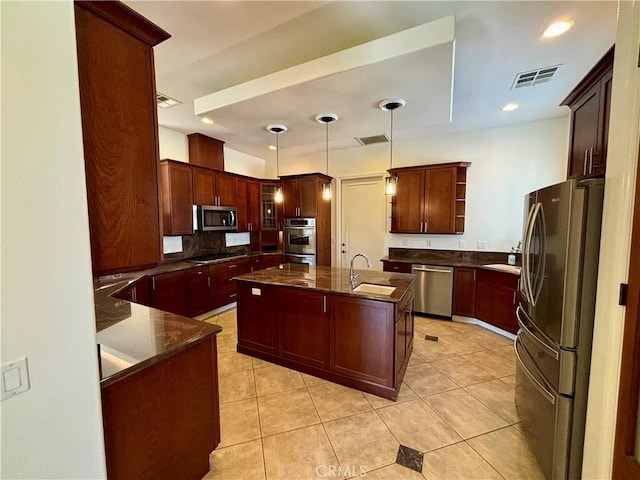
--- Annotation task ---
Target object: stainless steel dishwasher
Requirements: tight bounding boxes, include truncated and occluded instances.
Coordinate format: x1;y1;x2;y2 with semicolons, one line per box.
412;264;454;317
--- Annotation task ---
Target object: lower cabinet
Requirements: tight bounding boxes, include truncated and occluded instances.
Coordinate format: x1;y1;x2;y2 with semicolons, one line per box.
475;269;518;334
209;259;252;309
261;254;285;269
453;267;476;317
149;270;188;317
236;281;414;400
382;260;412;273
113;277;150;306
187;266;211;317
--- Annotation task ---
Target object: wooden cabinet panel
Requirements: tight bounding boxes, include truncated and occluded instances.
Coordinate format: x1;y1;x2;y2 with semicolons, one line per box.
453;267;476;317
247;180;261;232
281;178;300;217
298;177;318;217
390;163;469;235
149;270;188;317
261;182;282;230
475;269;518;334
215;173;236;206
160;161;193;235
236;178;248;231
279;290;328;368
187;266;211;317
237;282;279;353
425;168;456;233
188;133;224;170
382;261;412;273
562;46;614;180
74;2;169;275
262;254;284;269
209;258;252;309
396;292;414;377
192;167;215;205
329;296;395;387
113;277;150;306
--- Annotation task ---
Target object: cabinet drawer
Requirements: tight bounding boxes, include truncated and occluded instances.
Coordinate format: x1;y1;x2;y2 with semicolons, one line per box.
382;261;411;273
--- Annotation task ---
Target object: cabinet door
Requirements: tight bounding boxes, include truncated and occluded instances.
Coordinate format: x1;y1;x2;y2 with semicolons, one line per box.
424;167;456;233
261;254;284;269
161;162;193;235
236;178;248;231
150;270;188;316
382;261;412;273
188;133;224;170
567;85;600;179
75;3;163;275
298;177;318;217
237;282;279;353
215;173;236;206
192;168;215;205
593;70;613;177
282;178;300;216
187;267;211;317
475;269;518;334
329;296;394;387
453;267;476;317
391;170;424;233
279;289;328;368
247;180;261;231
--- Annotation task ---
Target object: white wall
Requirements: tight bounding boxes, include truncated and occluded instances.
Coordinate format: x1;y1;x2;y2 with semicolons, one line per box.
583;1;640;477
285;116;569;254
1;1;106;478
157;127;267;178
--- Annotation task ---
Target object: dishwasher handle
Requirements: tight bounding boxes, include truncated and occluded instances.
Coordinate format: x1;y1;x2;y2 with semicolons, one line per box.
412;266;452;274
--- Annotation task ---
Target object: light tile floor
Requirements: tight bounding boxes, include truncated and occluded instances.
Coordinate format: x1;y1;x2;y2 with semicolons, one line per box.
201;309;544;480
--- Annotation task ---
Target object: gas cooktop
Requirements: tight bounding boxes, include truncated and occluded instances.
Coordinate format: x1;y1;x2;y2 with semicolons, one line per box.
186;253;248;264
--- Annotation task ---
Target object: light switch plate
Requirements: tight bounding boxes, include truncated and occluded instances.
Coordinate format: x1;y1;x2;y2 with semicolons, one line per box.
251;287;262;296
477;241;487;250
2;357;30;401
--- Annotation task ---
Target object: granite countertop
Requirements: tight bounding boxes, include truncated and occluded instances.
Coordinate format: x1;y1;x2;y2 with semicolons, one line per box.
234;263;414;303
94;280;222;388
381;248;521;276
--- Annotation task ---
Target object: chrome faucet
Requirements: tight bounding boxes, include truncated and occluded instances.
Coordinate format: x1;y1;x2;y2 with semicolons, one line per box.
350;253;372;287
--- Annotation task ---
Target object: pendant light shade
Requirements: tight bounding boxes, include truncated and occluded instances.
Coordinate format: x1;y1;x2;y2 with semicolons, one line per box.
267;124;287;203
316;113;338;201
379;98;405;196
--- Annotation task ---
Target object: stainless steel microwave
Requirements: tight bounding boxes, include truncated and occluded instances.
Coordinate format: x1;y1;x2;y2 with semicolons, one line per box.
193;205;237;231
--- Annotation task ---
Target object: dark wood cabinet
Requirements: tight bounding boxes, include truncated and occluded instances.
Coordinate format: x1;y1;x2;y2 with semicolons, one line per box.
261;182;283;230
389;163;470;234
101;335;219;480
475;268;518;334
188;133;224;170
237;178;261;232
74;1;170;275
186;266;211;317
279;290;328;368
395;291;414;377
192;166;236;206
159;160;193;235
149;270;188;317
562;46;614;180
382;260;412;273
453;267;476;317
261;254;284;269
237;283;279;354
113;277;150;306
209;258;252;309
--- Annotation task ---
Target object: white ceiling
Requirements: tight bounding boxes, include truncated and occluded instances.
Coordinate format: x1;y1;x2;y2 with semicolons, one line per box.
126;1;618;161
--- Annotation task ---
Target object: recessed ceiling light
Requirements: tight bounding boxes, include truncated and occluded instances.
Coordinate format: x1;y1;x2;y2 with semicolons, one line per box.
268;145;277;150
542;20;574;38
502;103;519;112
200;117;214;125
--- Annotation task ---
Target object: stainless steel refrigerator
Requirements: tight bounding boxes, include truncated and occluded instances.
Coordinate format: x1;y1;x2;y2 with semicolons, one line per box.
515;178;604;479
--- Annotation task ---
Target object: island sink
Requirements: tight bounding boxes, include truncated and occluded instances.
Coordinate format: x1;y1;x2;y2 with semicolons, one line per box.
353;283;396;295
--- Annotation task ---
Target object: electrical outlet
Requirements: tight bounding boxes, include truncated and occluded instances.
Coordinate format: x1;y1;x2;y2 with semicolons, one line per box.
458;240;465;249
426;240;432;247
402;239;408;246
477;241;487;250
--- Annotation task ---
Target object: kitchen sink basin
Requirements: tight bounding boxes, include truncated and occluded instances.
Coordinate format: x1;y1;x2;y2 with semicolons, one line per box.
353;283;396;295
483;264;521;275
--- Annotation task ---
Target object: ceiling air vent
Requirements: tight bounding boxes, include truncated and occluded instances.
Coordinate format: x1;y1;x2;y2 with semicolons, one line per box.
355;133;390;146
511;65;561;89
156;92;182;108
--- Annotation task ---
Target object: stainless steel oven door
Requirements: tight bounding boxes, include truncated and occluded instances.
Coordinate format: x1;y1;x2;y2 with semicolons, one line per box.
515;337;573;480
284;227;316;255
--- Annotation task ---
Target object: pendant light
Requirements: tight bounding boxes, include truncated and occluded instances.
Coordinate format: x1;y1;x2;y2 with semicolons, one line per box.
379;98;405;196
315;113;339;201
266;124;287;203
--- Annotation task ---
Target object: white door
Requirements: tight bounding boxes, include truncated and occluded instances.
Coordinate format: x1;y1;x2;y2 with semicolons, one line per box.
340;176;386;271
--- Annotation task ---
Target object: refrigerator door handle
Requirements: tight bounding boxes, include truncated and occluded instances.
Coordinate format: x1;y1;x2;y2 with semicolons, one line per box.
532;204;547;305
521;203;536;303
516;305;559;360
515;338;556;405
524;203;541;305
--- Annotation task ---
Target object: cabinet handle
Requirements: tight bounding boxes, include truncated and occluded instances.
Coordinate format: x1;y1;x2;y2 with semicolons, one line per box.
207;277;211;288
589;147;594;173
228;264;237;269
473;269;476;281
323;295;327;313
132;287;137;303
583;149;589;175
151;277;156;291
230;293;237;298
513;290;517;305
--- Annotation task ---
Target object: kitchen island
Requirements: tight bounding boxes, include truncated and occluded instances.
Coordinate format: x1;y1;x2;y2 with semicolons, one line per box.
235;264;415;400
95;280;222;480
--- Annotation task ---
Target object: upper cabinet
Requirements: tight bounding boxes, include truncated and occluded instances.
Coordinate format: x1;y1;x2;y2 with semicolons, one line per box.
390;163;470;234
192;166;236;206
281;174;331;218
159;160;193;235
74;1;170;275
236;178;261;232
188;133;225;170
562;46;614;180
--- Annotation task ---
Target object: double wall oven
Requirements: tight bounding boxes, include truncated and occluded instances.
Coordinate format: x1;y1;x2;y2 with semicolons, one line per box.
284;218;316;265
